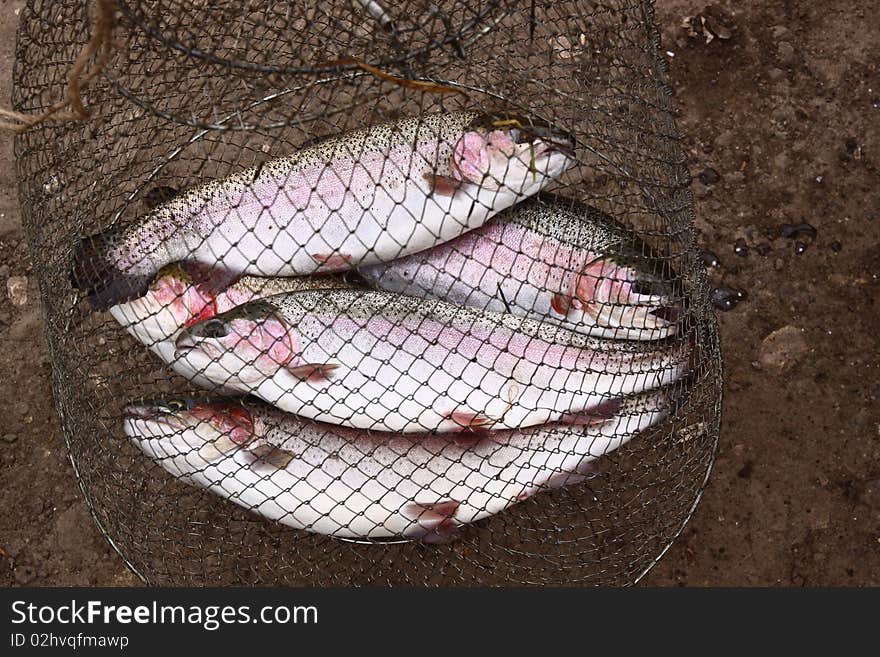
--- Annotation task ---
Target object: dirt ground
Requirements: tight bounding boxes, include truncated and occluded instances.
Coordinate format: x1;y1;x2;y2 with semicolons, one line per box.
1;0;878;586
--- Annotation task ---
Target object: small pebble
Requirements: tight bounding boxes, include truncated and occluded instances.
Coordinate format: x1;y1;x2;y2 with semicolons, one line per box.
14;566;35;585
777;41;795;65
42;175;62;195
830;241;842;252
774;258;784;270
734;238;749;257
698;168;721;185
6;276;28;307
780;221;817;241
770;25;790;39
711;287;747;311
758;325;808;371
711;23;732;40
699;249;720;268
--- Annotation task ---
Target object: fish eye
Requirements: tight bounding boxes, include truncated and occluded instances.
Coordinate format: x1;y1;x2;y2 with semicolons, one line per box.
197;318;230;339
166;400;185;411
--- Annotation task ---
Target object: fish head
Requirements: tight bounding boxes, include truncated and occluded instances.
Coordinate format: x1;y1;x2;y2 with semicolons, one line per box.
563;254;684;339
123;398;261;464
174;301;298;386
112;264;217;343
452;114;576;194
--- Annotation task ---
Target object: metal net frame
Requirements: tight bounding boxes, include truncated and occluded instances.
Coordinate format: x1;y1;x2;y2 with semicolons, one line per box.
13;0;721;585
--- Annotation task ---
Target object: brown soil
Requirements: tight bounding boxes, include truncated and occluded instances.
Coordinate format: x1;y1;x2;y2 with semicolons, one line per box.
1;0;878;586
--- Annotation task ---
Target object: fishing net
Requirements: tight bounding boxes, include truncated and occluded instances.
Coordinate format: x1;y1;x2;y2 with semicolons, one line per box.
13;0;722;585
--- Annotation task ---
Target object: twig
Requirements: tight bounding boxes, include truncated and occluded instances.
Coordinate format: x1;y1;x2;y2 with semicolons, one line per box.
320;57;467;96
0;0;116;132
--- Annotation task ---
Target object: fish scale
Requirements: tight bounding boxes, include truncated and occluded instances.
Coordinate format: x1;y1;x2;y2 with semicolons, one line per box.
124;389;671;542
361;194;683;340
72;112;575;310
109;268;350;390
176;289;690;433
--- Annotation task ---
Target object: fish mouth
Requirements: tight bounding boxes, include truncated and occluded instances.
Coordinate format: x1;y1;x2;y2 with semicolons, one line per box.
649;304;682;325
630;274;678;298
173;333;200;359
630;272;685;327
528;130;576;160
123;404;188;431
541;133;577;159
474;113;576;159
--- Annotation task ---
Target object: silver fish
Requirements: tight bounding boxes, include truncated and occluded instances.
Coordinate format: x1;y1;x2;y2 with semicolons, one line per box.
360;195;683;340
174;289;690;433
72;112;575;309
108;263;352;389
123;388;672;542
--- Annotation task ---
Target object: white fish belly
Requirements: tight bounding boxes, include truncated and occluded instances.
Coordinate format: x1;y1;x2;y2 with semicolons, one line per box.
125;394;667;540
364;224;672;340
251;314;684;432
186;146;531;276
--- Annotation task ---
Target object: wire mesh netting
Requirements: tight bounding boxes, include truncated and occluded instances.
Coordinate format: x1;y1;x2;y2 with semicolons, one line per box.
13;0;722;585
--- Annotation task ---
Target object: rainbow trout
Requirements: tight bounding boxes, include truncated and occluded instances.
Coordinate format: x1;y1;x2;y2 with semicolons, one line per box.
123;389;671;542
174;289;690;433
109;263;351;389
72;112;575;309
360;195;682;341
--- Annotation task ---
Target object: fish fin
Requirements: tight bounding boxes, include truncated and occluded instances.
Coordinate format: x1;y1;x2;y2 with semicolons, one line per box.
247;444;295;471
578;301;603;320
543;469;591;491
449;410;493;432
286;363;340;382
543;458;598;490
143;186;180;209
514;487;535;502
550;292;572;316
403;500;460;544
452;433;483;447
310;252;352;269
558;397;623;426
423;172;461;197
588;397;623;420
71;229;156;310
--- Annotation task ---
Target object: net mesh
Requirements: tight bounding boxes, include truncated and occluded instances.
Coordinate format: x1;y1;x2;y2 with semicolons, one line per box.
13;0;721;585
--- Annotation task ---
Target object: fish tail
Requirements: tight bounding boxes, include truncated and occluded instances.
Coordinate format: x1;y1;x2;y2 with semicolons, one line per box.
70;228;156;311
